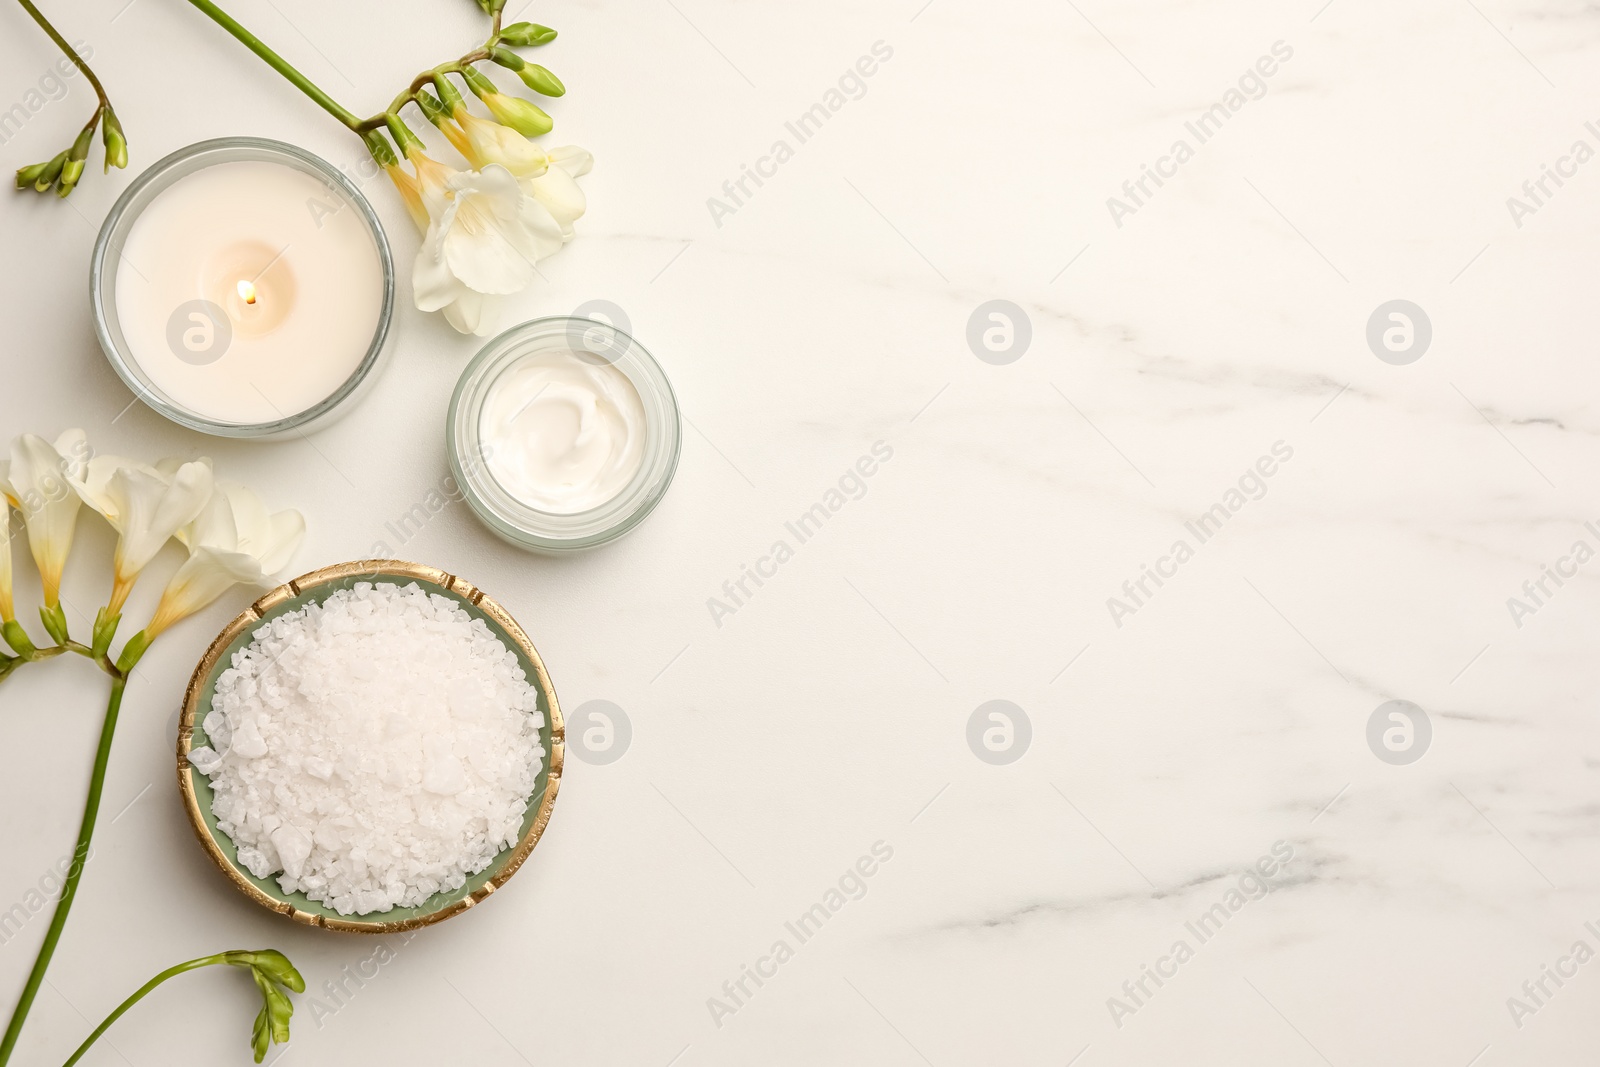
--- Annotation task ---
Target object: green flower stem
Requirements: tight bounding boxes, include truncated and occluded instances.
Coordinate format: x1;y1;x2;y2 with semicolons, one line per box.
0;640;124;691
372;61;481;131
181;0;507;146
183;0;363;130
0;676;126;1066
60;955;223;1067
13;0;110;110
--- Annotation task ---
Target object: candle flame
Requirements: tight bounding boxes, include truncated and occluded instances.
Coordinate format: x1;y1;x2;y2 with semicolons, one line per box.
236;280;258;305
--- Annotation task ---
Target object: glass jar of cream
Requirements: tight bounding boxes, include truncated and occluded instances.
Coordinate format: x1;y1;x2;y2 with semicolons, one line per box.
448;317;681;552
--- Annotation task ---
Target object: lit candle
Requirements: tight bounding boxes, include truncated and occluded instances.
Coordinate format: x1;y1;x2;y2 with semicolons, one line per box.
94;139;393;436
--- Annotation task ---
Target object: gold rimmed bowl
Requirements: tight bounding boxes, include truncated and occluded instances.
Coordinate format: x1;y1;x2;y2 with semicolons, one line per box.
177;560;564;934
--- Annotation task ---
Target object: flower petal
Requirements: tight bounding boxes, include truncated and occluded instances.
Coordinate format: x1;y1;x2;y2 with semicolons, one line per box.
460;111;548;177
548;145;594;178
443;198;537;294
442;290;501;336
8;431;87;602
151;484;304;636
256;509;306;575
149;546;269;635
106;460;214;578
180;486;240;552
413;199;473;313
525;166;586;239
72;454;151;526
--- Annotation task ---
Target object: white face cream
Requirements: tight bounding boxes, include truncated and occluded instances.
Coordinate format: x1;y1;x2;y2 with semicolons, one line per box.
479;350;648;514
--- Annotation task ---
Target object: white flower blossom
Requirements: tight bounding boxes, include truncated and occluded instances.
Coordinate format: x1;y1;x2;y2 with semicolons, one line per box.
70;455;214;614
0;430;88;607
147;484;304;638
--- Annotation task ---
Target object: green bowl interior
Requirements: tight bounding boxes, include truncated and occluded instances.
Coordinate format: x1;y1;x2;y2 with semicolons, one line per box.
183;571;555;926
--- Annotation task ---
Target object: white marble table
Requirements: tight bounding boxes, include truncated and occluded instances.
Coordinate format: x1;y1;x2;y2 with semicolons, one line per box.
3;0;1598;1063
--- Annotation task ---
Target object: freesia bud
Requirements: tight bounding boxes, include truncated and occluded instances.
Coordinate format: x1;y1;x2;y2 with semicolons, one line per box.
249;969;293;1063
416;90;450;127
490;45;525;72
490;94;552;137
517;64;565;98
33;153;67;192
225;950;306;993
57;123;96;198
16;153;64;192
433;73;469;117
384;115;426;159
499;21;557;46
460;67;553;134
102;110;128;172
56;159;84;198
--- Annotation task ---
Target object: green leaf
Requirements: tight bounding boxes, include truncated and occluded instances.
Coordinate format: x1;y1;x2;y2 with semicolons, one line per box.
2;619;37;657
91;609;120;659
114;629;151;674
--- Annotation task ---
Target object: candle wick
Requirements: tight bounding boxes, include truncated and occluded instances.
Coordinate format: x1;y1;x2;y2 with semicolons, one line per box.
237;279;258;305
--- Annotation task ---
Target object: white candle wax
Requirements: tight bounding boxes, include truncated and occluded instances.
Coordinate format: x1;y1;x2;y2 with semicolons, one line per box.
113;160;385;426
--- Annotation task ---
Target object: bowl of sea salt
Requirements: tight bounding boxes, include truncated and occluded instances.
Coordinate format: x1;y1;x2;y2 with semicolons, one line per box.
177;560;563;933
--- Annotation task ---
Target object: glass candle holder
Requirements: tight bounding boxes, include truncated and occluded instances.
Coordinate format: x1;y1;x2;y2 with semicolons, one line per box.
448;317;682;553
91;137;395;438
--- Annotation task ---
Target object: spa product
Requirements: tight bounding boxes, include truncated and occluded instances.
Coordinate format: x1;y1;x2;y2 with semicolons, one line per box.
449;317;682;552
188;582;545;916
479;348;648;514
92;138;394;438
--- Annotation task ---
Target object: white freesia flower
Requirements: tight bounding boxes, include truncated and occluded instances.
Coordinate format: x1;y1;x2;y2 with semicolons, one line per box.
0;429;88;608
69;455;214;614
145;484;304;638
411;160;566;337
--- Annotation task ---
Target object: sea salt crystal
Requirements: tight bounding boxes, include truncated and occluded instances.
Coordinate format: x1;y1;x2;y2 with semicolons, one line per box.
189;582;545;916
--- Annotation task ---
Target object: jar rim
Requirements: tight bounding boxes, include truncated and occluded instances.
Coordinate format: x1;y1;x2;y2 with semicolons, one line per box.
448;317;683;552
